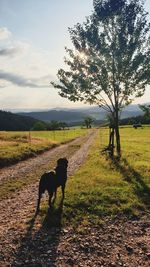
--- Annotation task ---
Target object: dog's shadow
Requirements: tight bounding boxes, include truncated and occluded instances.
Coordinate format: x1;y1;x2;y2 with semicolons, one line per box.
43;198;64;228
10;199;64;266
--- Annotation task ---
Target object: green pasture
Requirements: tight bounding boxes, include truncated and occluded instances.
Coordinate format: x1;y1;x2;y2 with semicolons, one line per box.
41;126;150;227
0;129;88;167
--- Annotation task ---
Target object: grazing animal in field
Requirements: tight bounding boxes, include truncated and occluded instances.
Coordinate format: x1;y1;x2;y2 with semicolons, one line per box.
36;157;68;213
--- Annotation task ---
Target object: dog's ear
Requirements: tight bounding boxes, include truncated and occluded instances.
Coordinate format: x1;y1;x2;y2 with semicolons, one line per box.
63;158;68;167
65;158;68;165
57;158;62;165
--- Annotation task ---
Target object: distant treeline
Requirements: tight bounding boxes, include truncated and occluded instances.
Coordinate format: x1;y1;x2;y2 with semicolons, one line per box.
120;115;150;125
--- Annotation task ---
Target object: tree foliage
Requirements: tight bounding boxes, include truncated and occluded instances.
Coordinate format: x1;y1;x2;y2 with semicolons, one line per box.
139;104;150;118
47;120;68;130
32;121;47;131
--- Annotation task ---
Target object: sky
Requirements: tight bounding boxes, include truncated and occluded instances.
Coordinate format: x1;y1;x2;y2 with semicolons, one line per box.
0;0;150;111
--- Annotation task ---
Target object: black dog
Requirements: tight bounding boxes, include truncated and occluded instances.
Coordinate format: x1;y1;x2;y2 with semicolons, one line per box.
36;158;68;213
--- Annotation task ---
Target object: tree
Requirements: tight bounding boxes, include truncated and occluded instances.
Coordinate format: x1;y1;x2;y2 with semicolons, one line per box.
32;121;47;131
59;121;68;130
139;104;150;119
47;120;61;130
47;121;68;130
84;116;94;128
52;0;150;158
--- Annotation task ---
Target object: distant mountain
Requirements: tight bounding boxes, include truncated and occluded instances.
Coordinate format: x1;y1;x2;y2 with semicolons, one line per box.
70;104;144;119
72;104;145;119
19;110;87;123
18;104;144;123
0;110;39;131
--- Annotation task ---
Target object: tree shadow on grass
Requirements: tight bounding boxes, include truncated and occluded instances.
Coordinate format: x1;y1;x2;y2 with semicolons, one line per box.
11;199;64;267
112;157;150;210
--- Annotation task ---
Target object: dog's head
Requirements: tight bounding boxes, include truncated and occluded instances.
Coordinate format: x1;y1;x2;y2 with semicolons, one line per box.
57;157;68;169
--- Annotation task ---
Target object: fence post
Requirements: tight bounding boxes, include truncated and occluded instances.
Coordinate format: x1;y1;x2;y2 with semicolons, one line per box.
29;131;31;142
53;131;55;141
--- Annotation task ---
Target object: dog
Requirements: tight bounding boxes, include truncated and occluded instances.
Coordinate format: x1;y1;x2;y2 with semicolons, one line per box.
36;157;68;213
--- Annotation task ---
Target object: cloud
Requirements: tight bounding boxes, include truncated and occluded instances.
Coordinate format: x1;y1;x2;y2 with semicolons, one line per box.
0;70;50;88
0;27;60;109
0;27;11;40
0;40;31;58
0;47;19;56
0;27;55;80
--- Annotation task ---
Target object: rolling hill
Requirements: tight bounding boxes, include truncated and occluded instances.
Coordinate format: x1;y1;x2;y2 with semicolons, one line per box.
19;110;87;123
0;110;40;131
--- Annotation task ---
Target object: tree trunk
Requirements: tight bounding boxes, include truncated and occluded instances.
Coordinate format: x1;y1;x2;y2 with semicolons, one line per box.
112;128;115;157
115;126;121;158
108;127;114;157
114;109;121;158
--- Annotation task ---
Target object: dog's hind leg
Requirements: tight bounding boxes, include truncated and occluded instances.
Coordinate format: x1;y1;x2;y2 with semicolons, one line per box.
35;193;42;214
52;188;57;204
36;183;43;214
48;192;53;208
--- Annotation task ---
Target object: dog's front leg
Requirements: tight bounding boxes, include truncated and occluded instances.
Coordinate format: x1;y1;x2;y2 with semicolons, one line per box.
61;185;65;199
36;194;42;214
54;188;57;199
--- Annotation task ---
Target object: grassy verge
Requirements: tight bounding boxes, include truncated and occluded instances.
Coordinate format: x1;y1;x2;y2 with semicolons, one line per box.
0;129;88;167
40;126;150;227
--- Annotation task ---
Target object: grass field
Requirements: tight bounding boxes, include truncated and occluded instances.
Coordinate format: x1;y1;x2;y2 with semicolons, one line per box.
0;129;88;167
41;126;150;227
